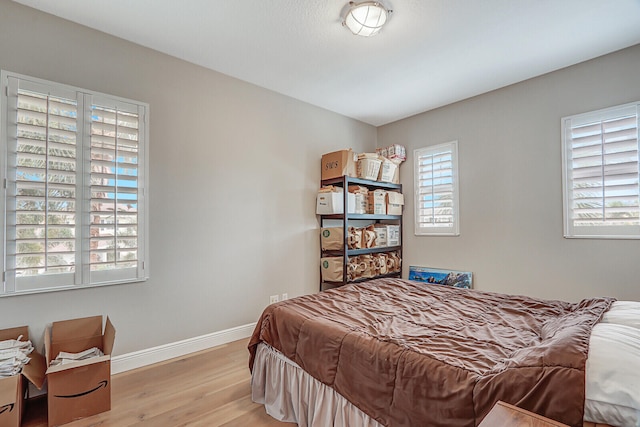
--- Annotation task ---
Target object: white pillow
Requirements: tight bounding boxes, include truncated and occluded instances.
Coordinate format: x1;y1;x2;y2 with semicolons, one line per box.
600;301;640;329
585;323;640;427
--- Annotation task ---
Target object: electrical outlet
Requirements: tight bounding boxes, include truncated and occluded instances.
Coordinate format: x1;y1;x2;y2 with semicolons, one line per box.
269;295;279;304
281;293;288;301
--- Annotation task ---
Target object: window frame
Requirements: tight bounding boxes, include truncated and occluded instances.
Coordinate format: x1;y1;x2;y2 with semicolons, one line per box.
414;141;460;237
0;70;150;296
561;101;640;239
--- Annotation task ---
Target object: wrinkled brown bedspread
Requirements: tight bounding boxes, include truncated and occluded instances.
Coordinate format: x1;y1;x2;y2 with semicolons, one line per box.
248;278;614;427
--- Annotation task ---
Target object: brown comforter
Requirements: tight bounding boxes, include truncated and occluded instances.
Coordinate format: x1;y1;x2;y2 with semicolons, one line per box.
248;278;614;427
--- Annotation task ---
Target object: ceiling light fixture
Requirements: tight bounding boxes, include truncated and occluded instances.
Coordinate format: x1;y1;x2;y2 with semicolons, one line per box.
343;1;391;37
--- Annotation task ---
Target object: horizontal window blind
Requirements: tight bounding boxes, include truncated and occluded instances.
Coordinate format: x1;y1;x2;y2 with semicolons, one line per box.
562;102;640;238
414;141;459;236
1;71;149;296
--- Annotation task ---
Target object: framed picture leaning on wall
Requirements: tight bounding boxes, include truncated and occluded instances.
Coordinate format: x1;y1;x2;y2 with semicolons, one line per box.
408;266;472;289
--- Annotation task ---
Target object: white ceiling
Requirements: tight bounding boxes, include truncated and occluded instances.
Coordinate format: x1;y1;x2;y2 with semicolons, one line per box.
13;0;640;126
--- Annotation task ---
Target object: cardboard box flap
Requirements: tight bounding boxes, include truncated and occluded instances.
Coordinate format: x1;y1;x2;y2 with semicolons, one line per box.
103;317;115;356
387;192;404;205
0;326;29;342
52;316;103;342
22;351;46;390
44;325;51;367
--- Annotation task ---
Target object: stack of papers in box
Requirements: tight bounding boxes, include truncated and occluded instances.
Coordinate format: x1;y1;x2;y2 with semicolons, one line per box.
0;335;34;378
50;347;104;366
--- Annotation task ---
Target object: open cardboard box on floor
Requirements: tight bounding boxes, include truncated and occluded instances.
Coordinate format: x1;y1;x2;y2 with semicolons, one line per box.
44;315;115;427
0;326;46;427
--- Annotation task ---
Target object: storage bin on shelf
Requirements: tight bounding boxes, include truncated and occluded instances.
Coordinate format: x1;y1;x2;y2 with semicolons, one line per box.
316;186;355;214
356;153;382;181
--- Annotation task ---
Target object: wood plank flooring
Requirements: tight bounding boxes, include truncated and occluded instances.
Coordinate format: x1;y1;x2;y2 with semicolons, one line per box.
22;339;294;427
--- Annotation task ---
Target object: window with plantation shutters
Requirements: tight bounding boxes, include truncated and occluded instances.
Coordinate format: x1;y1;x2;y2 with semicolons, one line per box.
562;102;640;239
414;141;460;236
0;71;149;296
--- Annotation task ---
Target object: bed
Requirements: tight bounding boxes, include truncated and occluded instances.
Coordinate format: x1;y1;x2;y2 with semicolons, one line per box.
248;278;640;427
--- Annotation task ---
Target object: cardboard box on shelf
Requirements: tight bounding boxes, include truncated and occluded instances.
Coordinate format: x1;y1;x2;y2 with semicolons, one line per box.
0;326;46;427
321;149;357;180
368;189;387;215
316;188;356;215
321;257;344;282
387;192;405;215
44;316;116;427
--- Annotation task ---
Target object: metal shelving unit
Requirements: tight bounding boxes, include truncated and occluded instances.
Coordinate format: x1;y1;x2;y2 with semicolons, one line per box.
319;175;402;291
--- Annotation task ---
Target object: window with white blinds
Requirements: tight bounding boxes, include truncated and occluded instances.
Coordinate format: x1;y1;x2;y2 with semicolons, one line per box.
414;141;460;236
562;102;640;239
0;71;149;296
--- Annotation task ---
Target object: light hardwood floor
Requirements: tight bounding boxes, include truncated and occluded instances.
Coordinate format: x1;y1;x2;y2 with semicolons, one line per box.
22;339;294;427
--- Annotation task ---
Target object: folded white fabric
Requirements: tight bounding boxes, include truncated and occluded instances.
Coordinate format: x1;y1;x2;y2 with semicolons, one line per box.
0;335;34;378
50;347;104;366
0;335;33;352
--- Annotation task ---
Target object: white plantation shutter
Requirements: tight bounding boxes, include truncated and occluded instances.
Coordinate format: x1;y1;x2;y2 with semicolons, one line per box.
414;141;460;236
562;102;640;238
87;99;145;284
1;71;149;295
5;79;81;292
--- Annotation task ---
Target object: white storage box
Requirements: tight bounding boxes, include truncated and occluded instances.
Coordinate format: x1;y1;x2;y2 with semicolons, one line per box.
353;192;367;214
357;154;382;181
387;192;404;215
386;225;401;246
368;190;387;215
378;159;398;183
316;191;356;215
373;224;388;247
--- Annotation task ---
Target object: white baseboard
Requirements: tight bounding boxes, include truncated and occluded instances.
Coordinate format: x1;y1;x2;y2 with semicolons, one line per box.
111;322;256;375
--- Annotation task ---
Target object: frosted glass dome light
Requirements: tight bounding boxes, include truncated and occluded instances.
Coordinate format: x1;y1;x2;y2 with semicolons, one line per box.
343;1;391;37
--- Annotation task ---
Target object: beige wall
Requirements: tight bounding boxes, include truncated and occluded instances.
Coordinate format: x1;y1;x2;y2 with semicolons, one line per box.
379;44;640;302
0;0;376;354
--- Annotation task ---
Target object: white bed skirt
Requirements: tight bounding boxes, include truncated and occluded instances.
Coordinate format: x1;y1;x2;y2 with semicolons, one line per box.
251;343;383;427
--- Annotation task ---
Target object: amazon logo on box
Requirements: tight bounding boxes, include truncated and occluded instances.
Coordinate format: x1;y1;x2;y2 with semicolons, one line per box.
44;316;115;427
0;376;21;427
